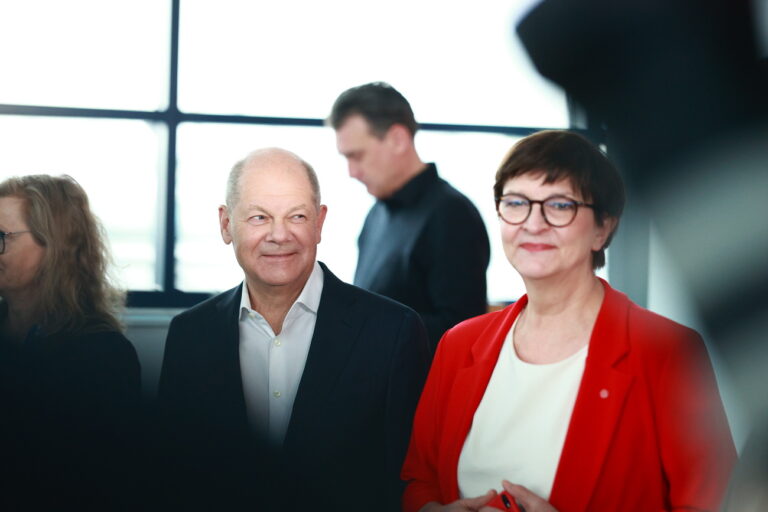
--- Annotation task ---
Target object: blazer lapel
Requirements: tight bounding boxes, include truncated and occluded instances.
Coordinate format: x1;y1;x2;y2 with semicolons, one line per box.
439;299;527;501
210;285;249;427
284;264;360;440
549;280;634;512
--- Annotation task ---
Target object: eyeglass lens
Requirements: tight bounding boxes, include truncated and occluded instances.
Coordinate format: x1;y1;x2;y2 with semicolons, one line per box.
498;195;578;227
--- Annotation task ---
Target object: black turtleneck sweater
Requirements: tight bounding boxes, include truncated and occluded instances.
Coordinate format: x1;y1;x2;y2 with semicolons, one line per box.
354;163;490;351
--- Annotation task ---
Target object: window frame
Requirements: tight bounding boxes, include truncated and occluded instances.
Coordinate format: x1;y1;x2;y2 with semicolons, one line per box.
0;0;616;308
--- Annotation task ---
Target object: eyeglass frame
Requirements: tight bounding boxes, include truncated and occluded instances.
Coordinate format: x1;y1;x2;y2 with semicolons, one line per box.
0;230;32;255
495;193;595;228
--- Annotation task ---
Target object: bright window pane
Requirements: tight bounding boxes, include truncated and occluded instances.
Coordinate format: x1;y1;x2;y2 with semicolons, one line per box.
178;0;566;127
177;123;548;303
0;1;170;110
0;116;163;291
175;122;372;292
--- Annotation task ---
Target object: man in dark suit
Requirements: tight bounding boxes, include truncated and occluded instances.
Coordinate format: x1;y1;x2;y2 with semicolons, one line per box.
330;82;490;350
158;148;430;512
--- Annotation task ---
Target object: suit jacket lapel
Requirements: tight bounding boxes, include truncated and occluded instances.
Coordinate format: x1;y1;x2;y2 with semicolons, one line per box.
211;284;249;428
549;280;634;512
284;264;360;441
440;299;527;501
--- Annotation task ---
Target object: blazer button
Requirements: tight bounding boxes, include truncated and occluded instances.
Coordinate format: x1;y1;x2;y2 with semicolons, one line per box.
273;391;282;398
599;388;609;399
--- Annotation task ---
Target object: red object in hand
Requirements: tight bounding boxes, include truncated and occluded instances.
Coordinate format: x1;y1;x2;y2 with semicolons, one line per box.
486;490;522;511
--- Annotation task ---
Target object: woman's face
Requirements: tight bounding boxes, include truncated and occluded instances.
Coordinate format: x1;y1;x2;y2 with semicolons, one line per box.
499;173;614;282
0;196;45;299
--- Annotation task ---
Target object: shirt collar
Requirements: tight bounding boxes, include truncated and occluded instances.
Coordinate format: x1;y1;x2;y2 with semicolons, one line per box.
239;261;325;320
382;163;438;209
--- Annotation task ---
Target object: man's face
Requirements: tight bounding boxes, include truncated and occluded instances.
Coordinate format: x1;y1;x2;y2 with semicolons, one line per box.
219;154;326;298
335;114;398;199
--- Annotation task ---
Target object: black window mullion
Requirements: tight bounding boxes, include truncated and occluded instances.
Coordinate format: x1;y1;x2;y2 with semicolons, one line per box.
160;0;181;294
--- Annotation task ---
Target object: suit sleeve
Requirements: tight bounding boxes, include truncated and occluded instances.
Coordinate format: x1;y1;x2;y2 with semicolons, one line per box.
385;309;431;512
417;198;490;349
654;328;736;511
401;330;452;512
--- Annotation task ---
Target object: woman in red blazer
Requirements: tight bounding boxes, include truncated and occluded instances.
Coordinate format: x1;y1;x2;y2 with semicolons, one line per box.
401;131;736;512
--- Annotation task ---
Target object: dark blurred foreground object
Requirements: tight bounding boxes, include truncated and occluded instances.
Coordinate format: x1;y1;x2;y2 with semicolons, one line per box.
518;1;768;510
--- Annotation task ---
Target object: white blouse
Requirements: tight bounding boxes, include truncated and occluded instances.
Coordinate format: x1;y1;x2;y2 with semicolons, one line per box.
457;316;588;500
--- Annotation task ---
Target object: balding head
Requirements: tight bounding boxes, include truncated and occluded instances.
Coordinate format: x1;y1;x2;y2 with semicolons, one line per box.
218;147;328;304
226;147;321;210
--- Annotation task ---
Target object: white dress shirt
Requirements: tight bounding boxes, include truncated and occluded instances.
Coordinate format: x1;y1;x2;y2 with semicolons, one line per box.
238;261;324;445
457;315;587;500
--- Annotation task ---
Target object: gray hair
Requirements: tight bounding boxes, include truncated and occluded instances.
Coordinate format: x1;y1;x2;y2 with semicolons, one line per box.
226;148;321;209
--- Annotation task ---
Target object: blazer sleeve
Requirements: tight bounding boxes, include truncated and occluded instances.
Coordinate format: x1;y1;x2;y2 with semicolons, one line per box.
385;309;431;512
652;325;736;511
401;330;452;512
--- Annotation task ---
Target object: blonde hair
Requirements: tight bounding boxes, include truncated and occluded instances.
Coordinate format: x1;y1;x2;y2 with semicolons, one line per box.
0;174;124;335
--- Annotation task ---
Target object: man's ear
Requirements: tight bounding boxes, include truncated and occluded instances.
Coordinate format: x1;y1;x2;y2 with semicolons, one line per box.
219;205;233;244
385;124;413;155
315;204;328;244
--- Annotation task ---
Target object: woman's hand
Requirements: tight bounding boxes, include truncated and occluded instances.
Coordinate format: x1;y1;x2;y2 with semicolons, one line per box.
418;490;498;512
494;480;559;512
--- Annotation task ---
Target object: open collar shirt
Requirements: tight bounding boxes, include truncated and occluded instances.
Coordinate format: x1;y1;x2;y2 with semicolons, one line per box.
238;261;324;446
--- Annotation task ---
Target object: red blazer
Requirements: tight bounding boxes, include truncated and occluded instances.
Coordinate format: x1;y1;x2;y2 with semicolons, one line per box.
402;280;736;512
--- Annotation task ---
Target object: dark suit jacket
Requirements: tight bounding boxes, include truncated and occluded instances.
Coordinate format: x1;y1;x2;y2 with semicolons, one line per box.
158;262;430;512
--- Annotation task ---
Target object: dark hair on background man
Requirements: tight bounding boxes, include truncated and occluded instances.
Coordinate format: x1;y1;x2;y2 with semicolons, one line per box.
328;81;418;138
494;130;626;270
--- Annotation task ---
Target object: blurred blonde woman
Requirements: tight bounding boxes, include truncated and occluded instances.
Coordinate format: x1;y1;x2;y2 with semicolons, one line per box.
0;174;140;510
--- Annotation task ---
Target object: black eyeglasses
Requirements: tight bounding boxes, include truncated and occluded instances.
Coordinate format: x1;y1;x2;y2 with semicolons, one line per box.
0;230;32;254
496;194;594;227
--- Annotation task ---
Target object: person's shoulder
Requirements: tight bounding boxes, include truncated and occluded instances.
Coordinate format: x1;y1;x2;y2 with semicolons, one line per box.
620;296;704;357
332;274;419;318
76;328;134;348
58;327;139;369
450;306;507;332
441;307;510;348
433;175;480;210
171;285;240;325
628;299;698;335
426;170;485;228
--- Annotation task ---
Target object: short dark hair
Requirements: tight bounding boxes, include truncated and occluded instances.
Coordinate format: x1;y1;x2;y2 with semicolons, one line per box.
493;130;625;270
328;82;418;138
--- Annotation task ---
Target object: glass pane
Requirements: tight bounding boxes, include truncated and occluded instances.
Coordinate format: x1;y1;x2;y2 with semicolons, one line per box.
0;1;170;110
0;116;164;291
177;123;547;303
175;122;373;292
178;0;566;128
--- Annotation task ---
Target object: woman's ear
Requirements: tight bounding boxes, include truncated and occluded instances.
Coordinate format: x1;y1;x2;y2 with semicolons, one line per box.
593;216;618;251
